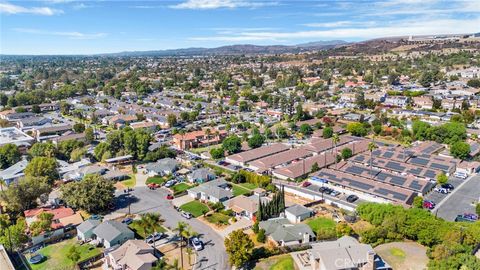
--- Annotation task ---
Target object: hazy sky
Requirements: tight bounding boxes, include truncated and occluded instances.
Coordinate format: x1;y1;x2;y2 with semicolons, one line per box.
1;0;479;54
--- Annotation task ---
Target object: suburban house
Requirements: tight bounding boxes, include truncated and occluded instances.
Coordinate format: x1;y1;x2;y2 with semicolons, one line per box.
77;219;101;242
291;236;391;270
172;128;227;150
0;159;28;185
188;168;216;183
284;204;314;223
24;206;83;230
104;240;157;270
145;158;179;176
223;194;270;220
187;178;233;203
259;217;315;246
92;220;135;248
106;114;138;127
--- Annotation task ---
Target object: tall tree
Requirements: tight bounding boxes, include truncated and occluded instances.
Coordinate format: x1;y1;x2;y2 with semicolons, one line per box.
60;174;114;213
225;230;254;268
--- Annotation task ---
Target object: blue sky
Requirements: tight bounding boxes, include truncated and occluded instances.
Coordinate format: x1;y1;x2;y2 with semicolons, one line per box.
1;0;479;55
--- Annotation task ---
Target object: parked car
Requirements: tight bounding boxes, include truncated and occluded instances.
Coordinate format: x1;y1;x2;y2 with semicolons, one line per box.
346;195;359;203
148;183;160;189
455;213;478;222
29;254;46;264
146;232;166;244
302;181;311;187
166;194;174;200
441;183;454;190
165;180;177;188
454;172;468;179
89;215;102;221
330;190;341;197
319;186;329;193
423;200;436;210
190;237;204;251
121;218;133;225
434;187;449;194
181;211;192;219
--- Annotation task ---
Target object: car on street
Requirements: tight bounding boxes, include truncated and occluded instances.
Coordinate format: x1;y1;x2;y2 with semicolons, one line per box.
181;211;193;219
190;236;204;251
434;187;449;194
330;190;341;197
455;213;478;222
423;200;436;210
166;194;174;200
121;217;133;225
454;172;468;179
146;232;166;244
165;180;177;188
148;183;160;189
346;195;359;203
302;181;311;187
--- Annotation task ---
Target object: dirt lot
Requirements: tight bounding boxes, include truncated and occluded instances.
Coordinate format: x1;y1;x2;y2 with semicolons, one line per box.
374;241;428;270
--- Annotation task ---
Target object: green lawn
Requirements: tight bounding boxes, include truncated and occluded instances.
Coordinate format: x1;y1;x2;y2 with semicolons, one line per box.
270;255;294;270
28;238;101;270
180;201;210;217
128;220;166;239
172;183;192;194
239;182;258;190
205;212;230;225
306;217;336;234
390;247;406;259
232;184;252;196
146;176;166;185
121;174;136;188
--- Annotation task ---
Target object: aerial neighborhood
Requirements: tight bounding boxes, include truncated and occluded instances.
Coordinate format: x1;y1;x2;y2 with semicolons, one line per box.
1;7;480;269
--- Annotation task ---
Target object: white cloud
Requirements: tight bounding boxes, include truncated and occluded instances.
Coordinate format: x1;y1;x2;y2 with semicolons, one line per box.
13;28;106;39
303;21;376;28
0;2;63;15
190;17;480;42
170;0;277;10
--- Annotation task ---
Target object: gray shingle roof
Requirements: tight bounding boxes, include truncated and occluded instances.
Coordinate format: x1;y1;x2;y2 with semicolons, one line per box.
77;219;101;234
285;204;313;217
92;220;133;242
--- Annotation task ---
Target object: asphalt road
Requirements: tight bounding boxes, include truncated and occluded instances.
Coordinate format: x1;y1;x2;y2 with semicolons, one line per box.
429;174;480;221
113;186;229;270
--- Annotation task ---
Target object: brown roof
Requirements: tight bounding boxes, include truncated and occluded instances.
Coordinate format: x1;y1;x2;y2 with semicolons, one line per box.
249;147;312;170
227;143;290;164
110;240;156;270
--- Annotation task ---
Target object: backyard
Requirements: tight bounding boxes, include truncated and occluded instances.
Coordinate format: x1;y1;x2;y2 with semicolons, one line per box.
146;176;166;185
128;220;166;239
27;238;101;270
232;184;252;196
374;241;428;270
180;200;210;217
171;183;192;194
254;254;295;270
305;217;336;237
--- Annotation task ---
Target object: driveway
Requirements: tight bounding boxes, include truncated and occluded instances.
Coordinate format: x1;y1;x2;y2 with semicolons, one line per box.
112;186;229;270
172;194;194;208
219;217;253;238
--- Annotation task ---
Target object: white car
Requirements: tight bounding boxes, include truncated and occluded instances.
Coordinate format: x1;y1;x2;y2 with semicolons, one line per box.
165;180;177;188
434;187;449;194
181;211;192;219
454;172;468;179
190;237;203;251
146;232;165;244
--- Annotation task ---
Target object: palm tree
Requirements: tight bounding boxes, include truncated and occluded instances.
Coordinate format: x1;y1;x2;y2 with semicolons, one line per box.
332;133;340;169
368;141;377;176
174;221;188;270
139;213;162;249
205;128;211;147
402;137;412;161
0;177;5;192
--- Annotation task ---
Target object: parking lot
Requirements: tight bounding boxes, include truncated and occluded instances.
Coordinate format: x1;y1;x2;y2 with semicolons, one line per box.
424;174;480;221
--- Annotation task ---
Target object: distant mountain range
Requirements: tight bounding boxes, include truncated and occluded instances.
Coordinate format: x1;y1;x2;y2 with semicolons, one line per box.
104;40;349;57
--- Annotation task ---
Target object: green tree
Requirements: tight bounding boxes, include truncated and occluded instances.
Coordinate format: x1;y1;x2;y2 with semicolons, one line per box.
0;216;28;251
413;196;424;208
311;162;320;172
30;212;54;236
248;133;265;149
60;174;114;213
210;147;225;160
70;147;86;162
24;157;58;185
0;144;21;169
222;135;242;154
346;122;367;137
450;141;470;160
341;148;353;160
323;126;333;139
0;176;51;212
73;123;85;133
299;124;313;135
66;245;80;263
167;114;177;127
28;142;56;158
436;172;448;185
256;228;266;243
467;79;480;88
139;213;163;249
225;229;254;268
85;127;94;143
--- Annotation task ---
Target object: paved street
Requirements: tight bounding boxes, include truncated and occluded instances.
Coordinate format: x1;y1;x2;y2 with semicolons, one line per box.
429;174;480;221
113;186;229;270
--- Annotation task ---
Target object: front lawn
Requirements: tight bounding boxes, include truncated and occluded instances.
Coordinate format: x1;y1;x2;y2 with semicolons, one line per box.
239;182;258;190
180;200;210;217
128;220;166;239
121;174;136;188
146;176;165;185
28;238;101;270
171;183;192;194
205;212;230;225
306;217;336;236
270;255;294;270
232;184;252;196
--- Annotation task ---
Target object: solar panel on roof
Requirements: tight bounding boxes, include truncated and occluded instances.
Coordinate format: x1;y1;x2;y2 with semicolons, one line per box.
409;181;423;190
410;157;429;166
408;168;422;175
390;176;406;186
424;170;437;179
376;188;390;196
431;163;449;171
383;152;394;158
386;161;405;172
346;178;374;190
376;173;388;181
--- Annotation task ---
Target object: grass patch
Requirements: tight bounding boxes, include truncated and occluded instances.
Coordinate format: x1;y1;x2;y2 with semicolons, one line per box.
306;217;336;233
172;183;192;194
128;220;166;239
239;182;258;190
28;238;101;270
270;255;294;270
121;174;136;188
390;247;406;259
205;212;230;225
146;176;165;185
232;184;252;196
180;201;210;217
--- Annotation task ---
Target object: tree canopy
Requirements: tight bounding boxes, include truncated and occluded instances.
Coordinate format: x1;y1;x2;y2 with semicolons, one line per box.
224;229;254;268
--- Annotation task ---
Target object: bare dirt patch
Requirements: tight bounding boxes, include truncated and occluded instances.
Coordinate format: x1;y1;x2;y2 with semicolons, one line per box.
374;241;428;270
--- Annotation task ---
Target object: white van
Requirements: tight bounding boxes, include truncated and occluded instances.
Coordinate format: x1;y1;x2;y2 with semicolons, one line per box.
454;171;468;179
